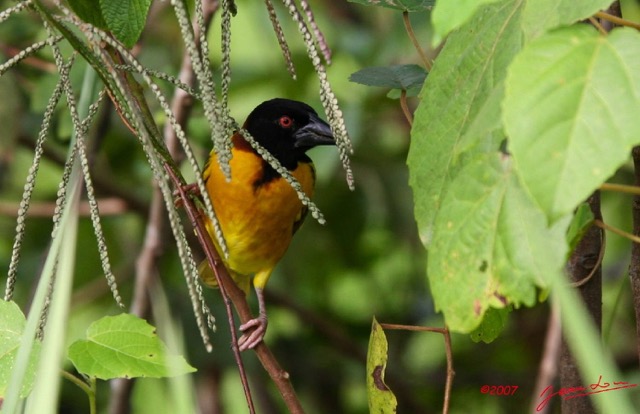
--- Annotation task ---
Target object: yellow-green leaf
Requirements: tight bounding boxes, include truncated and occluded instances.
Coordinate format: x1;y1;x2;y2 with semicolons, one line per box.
366;318;397;414
68;314;196;380
0;300;41;398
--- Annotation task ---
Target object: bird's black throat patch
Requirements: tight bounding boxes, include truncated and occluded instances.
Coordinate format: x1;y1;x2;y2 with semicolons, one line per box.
252;155;312;191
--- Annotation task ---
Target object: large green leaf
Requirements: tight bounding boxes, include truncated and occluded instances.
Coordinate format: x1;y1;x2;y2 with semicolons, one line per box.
522;0;616;40
348;0;434;12
67;0;107;29
431;0;502;45
504;26;640;221
68;314;196;380
408;0;524;246
0;300;41;398
99;0;152;48
366;318;397;414
427;154;569;332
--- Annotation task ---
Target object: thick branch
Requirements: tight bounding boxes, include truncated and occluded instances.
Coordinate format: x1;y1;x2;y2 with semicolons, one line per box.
630;146;640;366
560;192;603;414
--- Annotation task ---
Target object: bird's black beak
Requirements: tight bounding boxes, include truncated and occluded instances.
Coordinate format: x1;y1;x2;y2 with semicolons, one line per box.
293;113;335;149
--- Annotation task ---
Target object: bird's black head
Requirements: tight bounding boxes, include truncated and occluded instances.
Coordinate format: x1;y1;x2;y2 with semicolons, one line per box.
243;98;335;170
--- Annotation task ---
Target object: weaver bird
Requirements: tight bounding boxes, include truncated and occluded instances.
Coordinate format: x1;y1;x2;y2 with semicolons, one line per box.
201;98;334;350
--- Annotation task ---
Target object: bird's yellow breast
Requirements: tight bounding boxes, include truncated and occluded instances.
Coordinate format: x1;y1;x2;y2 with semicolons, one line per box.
203;142;315;279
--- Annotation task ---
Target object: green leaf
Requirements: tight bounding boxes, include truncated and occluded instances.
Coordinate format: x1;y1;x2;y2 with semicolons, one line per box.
67;0;107;29
431;0;502;45
427;154;569;332
348;0;433;12
0;300;41;398
99;0;152;48
522;0;616;40
349;65;427;96
504;26;640;222
366;318;397;414
470;307;510;343
408;0;524;246
68;314;196;380
566;203;594;254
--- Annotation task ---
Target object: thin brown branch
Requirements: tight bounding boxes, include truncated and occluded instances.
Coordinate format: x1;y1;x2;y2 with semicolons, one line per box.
17;134;149;216
402;11;431;70
165;163;257;414
530;302;561;414
266;289;365;361
588;16;608;35
167;164;308;413
109;187;167;414
380;323;454;414
0;198;129;217
594;218;640;244
600;182;640;196
595;11;640;31
0;43;57;72
110;3;219;411
266;290;426;412
399;89;413;126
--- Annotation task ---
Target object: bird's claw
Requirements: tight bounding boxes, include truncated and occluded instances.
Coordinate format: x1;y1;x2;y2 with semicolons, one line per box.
173;182;201;208
238;315;268;351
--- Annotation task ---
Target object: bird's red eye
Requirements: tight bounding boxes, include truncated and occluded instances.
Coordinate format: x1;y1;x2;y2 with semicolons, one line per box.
278;116;293;128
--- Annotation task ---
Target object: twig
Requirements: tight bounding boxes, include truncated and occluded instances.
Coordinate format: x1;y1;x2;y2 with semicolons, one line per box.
600;182;640;196
62;371;97;414
588;16;608;35
0;198;129;217
570;220;606;287
165;164;256;414
266;289;366;361
17;134;149;216
402;11;430;70
594;218;640;244
595;11;640;31
166;164;307;414
109;187;167;414
0;43;57;72
399;89;413;126
380;323;454;414
530;302;561;414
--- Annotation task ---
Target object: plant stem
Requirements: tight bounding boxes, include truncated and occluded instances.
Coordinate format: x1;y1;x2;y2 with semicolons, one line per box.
594;219;640;244
89;377;97;414
400;89;413;126
61;371;96;414
166;164;257;414
595;11;640;30
402;12;431;70
380;323;453;414
600;182;640;195
588;16;607;35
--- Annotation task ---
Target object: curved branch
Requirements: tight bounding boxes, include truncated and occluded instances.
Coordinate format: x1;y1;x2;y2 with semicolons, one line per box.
166;164;305;414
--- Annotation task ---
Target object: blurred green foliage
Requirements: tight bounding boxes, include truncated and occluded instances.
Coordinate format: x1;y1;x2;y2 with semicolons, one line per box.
0;0;639;413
